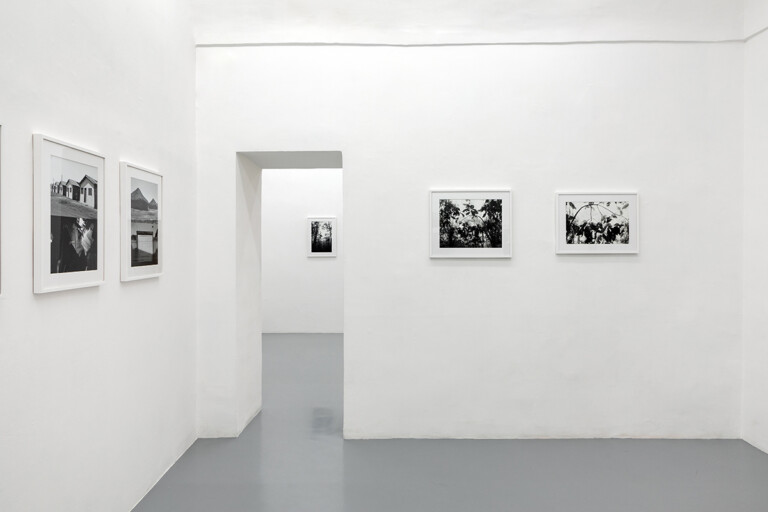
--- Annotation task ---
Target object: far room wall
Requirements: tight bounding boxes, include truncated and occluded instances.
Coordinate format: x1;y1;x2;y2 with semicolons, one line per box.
742;7;768;453
197;43;743;439
262;168;344;333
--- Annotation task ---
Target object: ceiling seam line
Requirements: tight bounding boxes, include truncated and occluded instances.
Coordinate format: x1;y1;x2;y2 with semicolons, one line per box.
196;38;750;49
745;24;768;42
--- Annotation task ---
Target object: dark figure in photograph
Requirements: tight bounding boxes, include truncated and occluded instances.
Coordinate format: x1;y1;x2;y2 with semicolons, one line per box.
50;226;61;274
55;220;86;273
81;220;97;270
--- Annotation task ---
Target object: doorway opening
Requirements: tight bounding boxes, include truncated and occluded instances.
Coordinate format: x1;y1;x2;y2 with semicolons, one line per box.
261;167;343;334
234;151;344;435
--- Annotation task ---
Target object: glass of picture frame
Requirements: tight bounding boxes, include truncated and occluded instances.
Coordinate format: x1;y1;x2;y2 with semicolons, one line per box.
33;134;105;293
0;124;3;295
120;162;163;281
307;217;337;257
430;189;512;258
555;192;639;254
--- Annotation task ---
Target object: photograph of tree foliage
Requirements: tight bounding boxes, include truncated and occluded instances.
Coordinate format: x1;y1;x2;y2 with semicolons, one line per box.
431;190;510;258
439;198;503;248
566;201;630;245
311;220;333;253
308;217;337;257
556;193;638;254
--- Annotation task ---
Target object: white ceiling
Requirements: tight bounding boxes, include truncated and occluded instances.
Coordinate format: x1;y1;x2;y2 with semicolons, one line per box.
746;0;768;36
191;0;749;45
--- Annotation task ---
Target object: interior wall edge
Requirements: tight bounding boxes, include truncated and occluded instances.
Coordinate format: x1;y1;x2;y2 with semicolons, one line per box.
128;432;197;511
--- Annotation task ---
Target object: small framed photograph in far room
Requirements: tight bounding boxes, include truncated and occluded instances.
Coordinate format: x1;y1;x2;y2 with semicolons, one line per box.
0;124;3;295
307;217;337;257
34;134;105;294
430;189;511;258
556;192;639;254
121;162;163;281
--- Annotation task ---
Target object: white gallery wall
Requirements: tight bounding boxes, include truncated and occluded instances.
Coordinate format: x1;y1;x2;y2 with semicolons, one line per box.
197;42;743;439
0;1;197;511
742;10;768;453
262;168;344;333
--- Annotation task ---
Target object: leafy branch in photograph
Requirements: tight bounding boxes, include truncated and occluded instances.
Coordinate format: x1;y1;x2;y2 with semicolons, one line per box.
311;221;333;253
439;199;503;248
566;201;630;245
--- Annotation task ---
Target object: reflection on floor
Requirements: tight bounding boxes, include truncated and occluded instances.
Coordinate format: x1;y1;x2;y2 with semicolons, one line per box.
133;333;768;512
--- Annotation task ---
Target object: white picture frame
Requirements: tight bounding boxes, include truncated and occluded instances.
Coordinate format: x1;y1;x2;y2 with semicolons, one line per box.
0;124;3;295
555;192;639;254
430;189;511;259
34;134;105;293
121;162;163;281
307;217;337;257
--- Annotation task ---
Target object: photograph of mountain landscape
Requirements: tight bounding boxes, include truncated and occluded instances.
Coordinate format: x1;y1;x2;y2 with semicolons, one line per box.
130;177;159;267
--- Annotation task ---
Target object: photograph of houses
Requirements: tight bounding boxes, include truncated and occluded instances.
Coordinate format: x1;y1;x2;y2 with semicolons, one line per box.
130;177;159;267
49;155;98;274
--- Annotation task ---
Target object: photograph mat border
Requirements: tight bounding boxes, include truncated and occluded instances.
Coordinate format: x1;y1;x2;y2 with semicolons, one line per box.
120;161;163;281
430;189;512;259
307;216;337;258
555;191;639;254
0;125;2;296
33;134;105;293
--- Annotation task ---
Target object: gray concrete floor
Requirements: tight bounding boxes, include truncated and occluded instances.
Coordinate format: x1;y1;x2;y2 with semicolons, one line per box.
134;333;768;512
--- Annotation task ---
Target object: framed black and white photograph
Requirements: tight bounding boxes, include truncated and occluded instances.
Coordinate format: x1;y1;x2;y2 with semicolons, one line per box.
0;124;3;295
307;217;337;257
556;192;639;254
430;189;511;258
34;134;105;293
121;162;162;281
